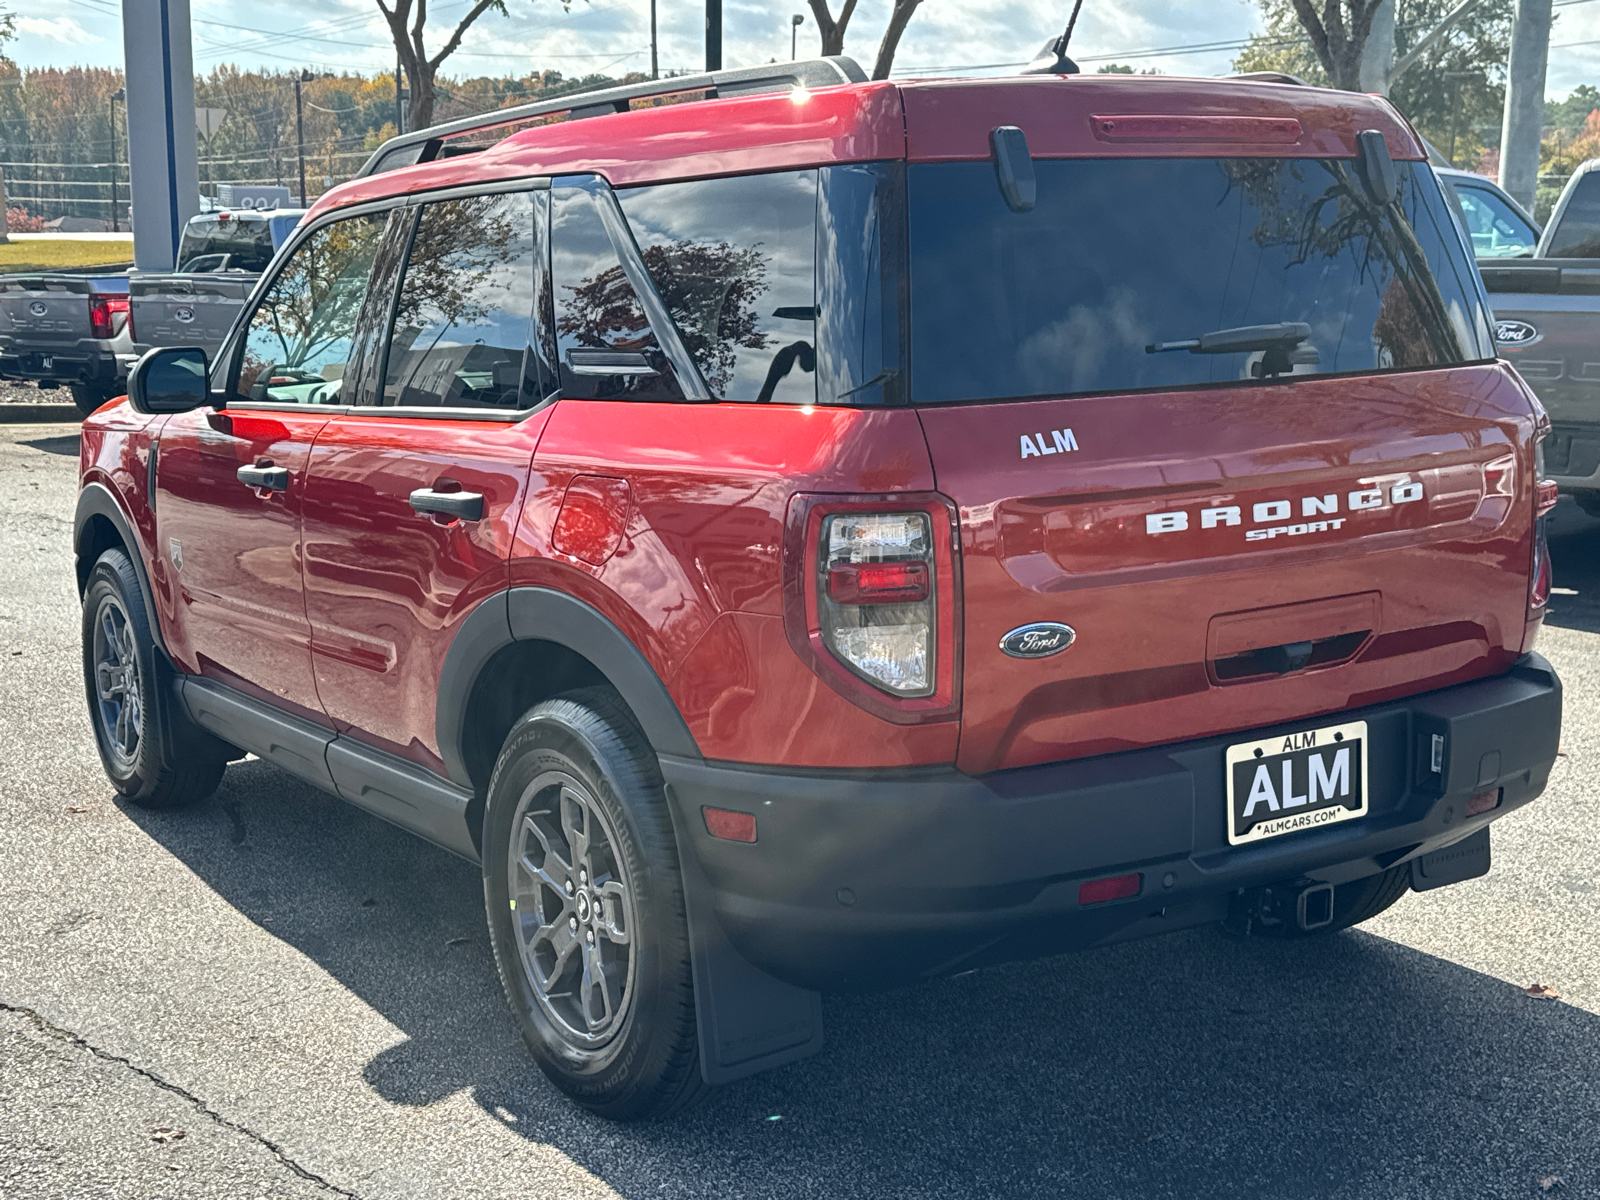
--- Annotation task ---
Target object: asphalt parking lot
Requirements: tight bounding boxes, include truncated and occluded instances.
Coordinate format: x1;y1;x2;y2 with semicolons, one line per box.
2;421;1597;1200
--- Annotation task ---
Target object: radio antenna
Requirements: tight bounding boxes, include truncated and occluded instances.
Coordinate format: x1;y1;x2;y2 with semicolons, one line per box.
1022;0;1085;74
1060;0;1085;50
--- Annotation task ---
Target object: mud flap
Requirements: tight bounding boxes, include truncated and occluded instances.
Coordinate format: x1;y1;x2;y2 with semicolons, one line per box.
664;786;824;1086
1411;827;1491;892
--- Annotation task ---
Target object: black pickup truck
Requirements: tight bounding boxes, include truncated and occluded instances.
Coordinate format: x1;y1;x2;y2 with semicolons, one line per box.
1478;159;1600;516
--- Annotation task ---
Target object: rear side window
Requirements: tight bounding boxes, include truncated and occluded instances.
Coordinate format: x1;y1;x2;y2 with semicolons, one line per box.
1545;171;1600;257
1452;183;1538;258
550;184;681;401
619;171;818;403
908;158;1495;405
380;191;551;409
235;212;388;404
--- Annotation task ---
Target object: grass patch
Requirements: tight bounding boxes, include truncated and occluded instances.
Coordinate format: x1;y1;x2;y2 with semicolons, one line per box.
0;240;133;275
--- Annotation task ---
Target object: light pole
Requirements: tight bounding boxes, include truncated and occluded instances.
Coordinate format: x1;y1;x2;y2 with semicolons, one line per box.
294;69;311;208
650;0;659;80
706;0;721;71
791;13;804;60
108;87;124;233
1444;70;1483;167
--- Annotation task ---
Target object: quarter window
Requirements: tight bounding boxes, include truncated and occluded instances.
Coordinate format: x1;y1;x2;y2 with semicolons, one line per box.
236;212;387;404
380;191;550;409
619;171;818;403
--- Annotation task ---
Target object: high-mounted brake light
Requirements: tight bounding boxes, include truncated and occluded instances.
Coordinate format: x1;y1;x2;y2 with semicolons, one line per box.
89;294;131;341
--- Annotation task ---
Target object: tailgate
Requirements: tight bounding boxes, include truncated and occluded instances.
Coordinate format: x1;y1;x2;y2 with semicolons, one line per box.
129;273;255;356
1487;290;1600;484
920;365;1539;774
0;276;96;350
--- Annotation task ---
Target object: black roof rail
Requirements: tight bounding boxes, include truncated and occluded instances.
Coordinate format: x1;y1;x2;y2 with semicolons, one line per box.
354;56;869;180
1228;71;1311;86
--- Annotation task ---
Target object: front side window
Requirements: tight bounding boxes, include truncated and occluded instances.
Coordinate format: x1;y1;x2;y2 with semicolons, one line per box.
380;191;550;409
619;170;818;403
908;157;1494;405
236;212;388;404
1453;184;1538;258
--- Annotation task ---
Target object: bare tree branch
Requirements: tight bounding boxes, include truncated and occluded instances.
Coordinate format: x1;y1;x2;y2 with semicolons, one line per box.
807;0;858;57
871;0;924;80
431;0;504;70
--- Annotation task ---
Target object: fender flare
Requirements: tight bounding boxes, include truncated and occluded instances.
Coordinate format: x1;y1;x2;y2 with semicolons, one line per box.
435;586;701;790
74;481;167;656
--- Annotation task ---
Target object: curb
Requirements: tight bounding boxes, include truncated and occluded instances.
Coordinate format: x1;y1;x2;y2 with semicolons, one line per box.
0;404;82;423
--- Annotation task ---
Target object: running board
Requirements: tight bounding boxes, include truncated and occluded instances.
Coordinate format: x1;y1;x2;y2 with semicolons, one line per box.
176;676;477;861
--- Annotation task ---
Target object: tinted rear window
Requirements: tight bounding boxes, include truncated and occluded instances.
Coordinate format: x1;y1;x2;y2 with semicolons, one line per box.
908;158;1493;405
178;218;276;272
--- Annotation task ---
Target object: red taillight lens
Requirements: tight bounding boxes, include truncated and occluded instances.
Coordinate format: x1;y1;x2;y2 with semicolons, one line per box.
702;806;756;843
89;294;131;340
1536;479;1559;516
1079;873;1142;906
827;560;929;605
1530;519;1552;610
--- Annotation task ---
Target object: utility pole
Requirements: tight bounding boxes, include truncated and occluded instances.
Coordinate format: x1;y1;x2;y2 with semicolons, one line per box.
1500;0;1553;212
650;0;659;79
706;0;721;71
791;13;803;60
1359;0;1395;92
294;69;310;208
396;53;405;134
108;88;124;233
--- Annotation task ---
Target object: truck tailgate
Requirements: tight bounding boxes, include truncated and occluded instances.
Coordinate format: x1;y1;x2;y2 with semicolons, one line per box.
919;364;1539;774
0;276;99;350
130;273;257;357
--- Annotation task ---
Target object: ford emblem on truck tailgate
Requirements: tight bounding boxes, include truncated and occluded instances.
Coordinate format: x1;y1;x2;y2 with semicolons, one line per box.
1494;319;1540;347
175;307;195;323
28;301;47;317
1000;622;1076;658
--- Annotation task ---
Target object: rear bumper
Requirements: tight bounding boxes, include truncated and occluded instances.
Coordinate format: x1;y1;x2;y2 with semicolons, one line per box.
0;344;122;390
661;655;1561;991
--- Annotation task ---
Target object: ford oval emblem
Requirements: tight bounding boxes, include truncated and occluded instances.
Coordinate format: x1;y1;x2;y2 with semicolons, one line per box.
1494;318;1541;348
174;306;195;323
1000;622;1076;659
28;301;48;317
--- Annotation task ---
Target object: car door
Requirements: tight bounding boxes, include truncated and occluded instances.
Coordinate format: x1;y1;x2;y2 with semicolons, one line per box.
154;208;391;718
298;186;557;772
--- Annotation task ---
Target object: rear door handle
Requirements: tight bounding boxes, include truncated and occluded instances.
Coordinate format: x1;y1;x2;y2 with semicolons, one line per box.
409;488;484;521
237;464;289;491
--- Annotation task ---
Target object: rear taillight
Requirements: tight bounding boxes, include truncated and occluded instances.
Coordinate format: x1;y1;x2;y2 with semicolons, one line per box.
819;512;935;696
1531;433;1554;611
89;294;131;340
784;495;961;721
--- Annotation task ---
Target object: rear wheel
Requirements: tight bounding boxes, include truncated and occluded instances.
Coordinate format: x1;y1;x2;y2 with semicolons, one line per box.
69;384;110;417
482;687;709;1120
81;548;228;808
1573;489;1600;520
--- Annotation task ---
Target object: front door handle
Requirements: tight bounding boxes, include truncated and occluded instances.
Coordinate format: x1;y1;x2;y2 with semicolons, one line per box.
237;464;289;491
409;488;485;521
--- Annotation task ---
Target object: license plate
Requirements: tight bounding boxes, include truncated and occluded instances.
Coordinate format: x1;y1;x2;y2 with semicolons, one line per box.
40;356;53;370
1225;720;1367;846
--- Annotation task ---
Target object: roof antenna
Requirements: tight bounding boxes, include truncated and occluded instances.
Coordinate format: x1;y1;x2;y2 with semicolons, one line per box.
1022;0;1084;75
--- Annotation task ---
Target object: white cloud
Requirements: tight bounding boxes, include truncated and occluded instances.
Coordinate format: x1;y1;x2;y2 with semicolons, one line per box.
16;16;100;45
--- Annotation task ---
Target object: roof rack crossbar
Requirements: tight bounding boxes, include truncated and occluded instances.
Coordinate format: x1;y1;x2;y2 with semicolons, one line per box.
354;56;869;180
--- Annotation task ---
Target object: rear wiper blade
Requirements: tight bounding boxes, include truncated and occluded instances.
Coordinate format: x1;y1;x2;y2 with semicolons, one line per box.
1146;322;1313;355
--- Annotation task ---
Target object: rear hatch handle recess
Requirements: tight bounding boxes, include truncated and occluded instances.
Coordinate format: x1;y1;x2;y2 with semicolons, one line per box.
1146;322;1320;379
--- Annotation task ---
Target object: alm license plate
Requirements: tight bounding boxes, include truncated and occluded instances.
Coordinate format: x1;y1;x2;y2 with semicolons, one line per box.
1225;720;1368;846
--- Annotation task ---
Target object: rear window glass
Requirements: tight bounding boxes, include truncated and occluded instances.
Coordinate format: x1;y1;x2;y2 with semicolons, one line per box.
1545;171;1600;257
907;158;1494;405
178;218;276;272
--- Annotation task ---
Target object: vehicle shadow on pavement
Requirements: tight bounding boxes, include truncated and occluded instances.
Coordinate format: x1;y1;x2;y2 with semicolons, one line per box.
122;757;1599;1199
1546;497;1600;635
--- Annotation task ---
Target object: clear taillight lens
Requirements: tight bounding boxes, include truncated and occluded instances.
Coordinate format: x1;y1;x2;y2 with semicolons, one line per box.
817;512;935;696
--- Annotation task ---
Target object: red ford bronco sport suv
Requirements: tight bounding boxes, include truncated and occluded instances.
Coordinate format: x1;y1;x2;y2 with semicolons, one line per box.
75;57;1563;1119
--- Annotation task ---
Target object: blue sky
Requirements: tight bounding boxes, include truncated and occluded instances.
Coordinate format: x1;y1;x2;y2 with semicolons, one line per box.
10;0;1600;99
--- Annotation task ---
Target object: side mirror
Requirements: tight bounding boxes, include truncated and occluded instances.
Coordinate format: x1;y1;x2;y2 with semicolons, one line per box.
128;346;210;414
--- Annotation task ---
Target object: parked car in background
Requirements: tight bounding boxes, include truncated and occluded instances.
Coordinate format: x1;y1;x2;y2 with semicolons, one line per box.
76;62;1562;1120
130;208;305;363
0;208;303;415
1436;166;1541;259
1479;159;1600;515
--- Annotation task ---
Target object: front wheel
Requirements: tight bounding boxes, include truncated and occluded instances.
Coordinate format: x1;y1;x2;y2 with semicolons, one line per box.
482;687;709;1120
81;548;228;808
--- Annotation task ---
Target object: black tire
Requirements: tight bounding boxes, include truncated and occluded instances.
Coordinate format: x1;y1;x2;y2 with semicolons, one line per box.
482;687;710;1120
1574;489;1600;520
81;548;228;808
69;385;109;417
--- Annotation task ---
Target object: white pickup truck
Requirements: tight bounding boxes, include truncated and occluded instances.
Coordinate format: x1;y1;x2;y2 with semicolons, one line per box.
0;208;302;415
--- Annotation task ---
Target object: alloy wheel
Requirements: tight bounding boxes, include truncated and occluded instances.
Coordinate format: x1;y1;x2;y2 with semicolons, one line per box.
91;594;142;770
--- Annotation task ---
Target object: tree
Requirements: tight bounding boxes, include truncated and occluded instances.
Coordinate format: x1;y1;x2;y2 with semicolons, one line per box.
375;0;578;130
1235;0;1512;168
805;0;927;80
1285;1;1387;89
